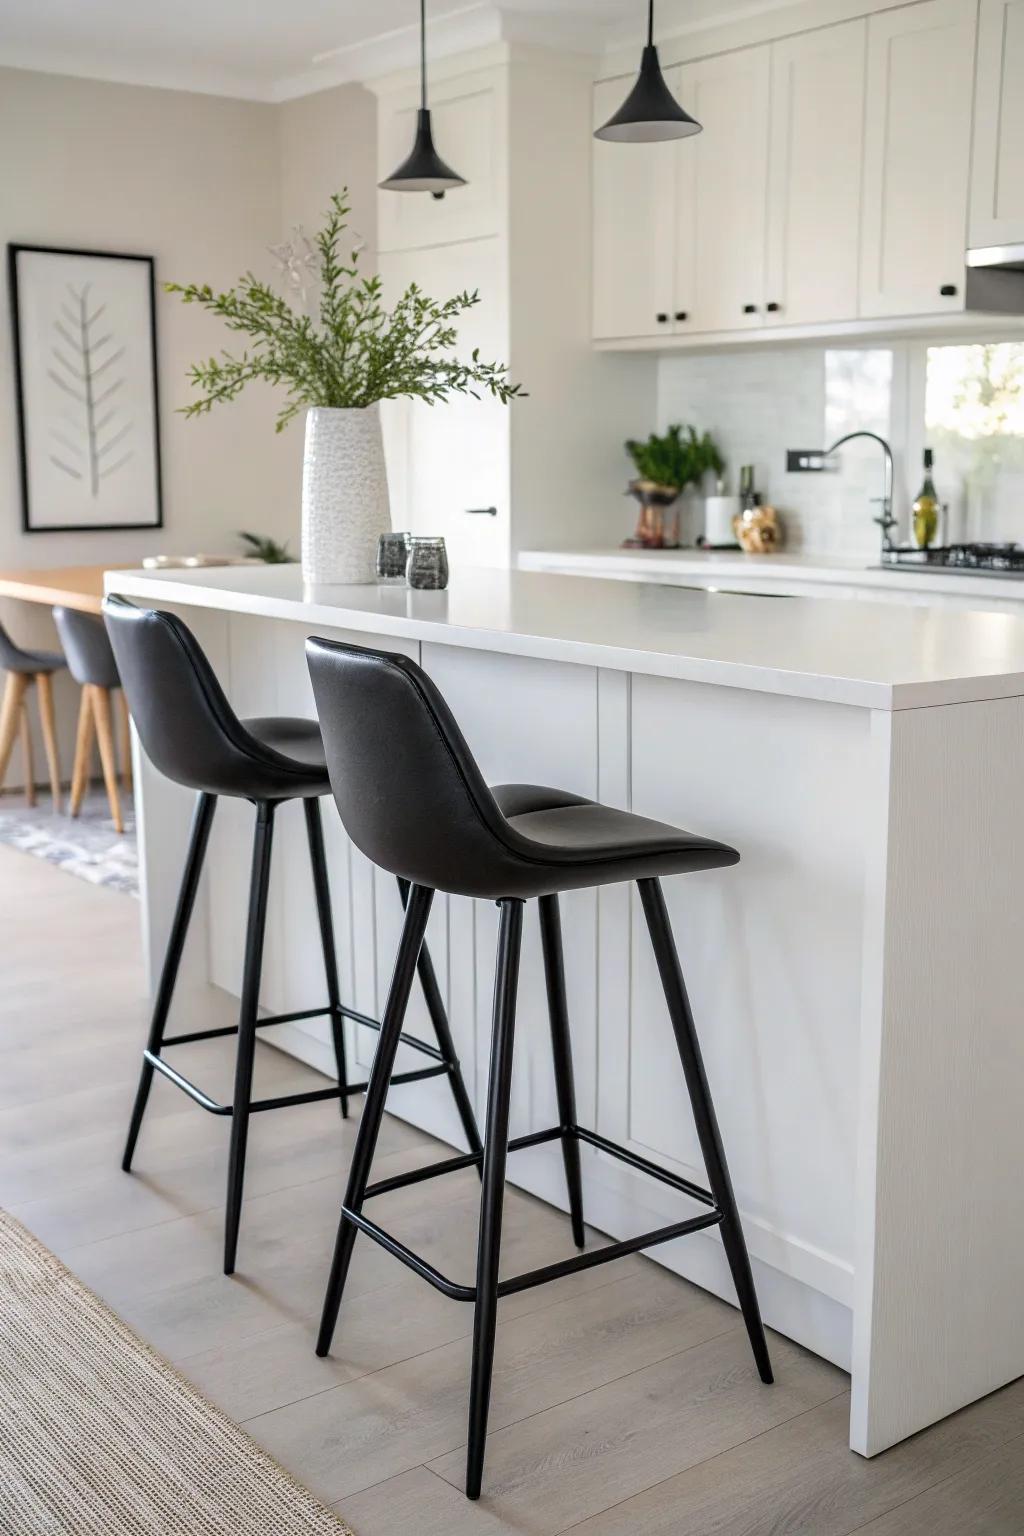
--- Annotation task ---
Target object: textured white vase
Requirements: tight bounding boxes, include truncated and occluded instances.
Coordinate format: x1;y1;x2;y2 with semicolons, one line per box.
301;405;391;585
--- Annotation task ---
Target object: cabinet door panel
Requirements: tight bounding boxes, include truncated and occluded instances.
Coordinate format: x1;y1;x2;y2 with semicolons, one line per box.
377;71;503;253
591;73;677;340
676;45;770;334
970;0;1024;248
766;21;866;326
860;0;975;318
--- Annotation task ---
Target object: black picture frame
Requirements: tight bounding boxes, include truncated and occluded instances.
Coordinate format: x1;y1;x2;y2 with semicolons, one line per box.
7;242;163;534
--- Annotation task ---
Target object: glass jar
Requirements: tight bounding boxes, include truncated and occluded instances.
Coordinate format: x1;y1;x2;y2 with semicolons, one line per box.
376;531;412;583
406;536;449;591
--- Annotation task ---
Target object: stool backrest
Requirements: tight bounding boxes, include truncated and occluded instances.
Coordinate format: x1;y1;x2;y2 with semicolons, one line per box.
306;635;514;896
103;595;256;793
53;607;120;690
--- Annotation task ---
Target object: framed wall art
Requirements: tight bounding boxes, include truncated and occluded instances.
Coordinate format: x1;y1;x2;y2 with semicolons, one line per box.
8;244;163;533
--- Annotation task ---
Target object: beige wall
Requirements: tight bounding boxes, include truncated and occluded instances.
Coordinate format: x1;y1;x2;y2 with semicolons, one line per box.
0;67;375;784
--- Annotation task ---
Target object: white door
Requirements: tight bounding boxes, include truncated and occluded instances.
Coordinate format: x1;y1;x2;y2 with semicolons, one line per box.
675;44;770;334
765;21;867;326
859;0;976;318
591;73;677;341
378;238;511;570
970;0;1024;249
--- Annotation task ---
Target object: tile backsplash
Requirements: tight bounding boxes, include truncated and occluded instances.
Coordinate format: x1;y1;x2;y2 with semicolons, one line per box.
657;346;898;559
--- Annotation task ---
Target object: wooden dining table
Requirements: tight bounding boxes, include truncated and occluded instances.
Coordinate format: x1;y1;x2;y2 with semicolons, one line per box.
0;565;136;824
0;564;134;616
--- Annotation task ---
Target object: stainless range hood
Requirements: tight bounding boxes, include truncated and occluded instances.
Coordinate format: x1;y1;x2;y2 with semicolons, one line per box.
963;244;1024;311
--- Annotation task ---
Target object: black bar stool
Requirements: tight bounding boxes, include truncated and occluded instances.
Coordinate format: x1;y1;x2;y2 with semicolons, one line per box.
103;597;481;1276
54;605;130;833
306;636;773;1500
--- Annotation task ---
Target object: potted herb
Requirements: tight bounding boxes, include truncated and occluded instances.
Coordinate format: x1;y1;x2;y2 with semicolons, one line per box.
624;424;724;547
168;191;523;584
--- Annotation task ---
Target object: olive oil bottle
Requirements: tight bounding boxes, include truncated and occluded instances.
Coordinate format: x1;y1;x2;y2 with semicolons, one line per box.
912;449;939;549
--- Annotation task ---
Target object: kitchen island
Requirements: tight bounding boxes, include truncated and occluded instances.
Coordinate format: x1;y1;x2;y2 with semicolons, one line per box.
106;562;1024;1462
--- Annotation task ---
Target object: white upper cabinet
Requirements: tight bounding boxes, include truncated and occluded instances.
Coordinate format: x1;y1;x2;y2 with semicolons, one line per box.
377;68;505;253
970;0;1024;249
859;0;976;318
676;45;771;333
765;21;866;326
592;73;678;340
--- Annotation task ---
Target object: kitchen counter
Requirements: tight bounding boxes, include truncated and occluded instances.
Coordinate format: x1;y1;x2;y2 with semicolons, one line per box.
100;561;1024;710
107;562;1024;1467
519;544;1024;608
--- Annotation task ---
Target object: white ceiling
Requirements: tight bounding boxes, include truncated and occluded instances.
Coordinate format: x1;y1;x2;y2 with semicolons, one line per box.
0;0;748;102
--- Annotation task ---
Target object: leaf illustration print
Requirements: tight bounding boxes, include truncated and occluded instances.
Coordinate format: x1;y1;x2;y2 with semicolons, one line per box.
47;282;132;497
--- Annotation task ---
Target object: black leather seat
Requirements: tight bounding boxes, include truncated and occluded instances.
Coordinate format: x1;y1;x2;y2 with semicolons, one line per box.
305;636;771;1501
54;606;130;832
104;597;330;801
0;621;63;676
101;596;480;1279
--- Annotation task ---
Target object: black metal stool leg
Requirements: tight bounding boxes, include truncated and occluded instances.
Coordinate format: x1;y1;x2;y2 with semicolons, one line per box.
317;883;435;1357
538;894;585;1249
122;791;217;1173
637;877;773;1385
224;799;276;1276
466;898;524;1500
397;875;483;1162
305;796;349;1120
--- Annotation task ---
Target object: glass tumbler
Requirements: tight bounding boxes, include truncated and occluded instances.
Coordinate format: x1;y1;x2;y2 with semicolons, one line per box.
406;536;449;591
376;531;412;584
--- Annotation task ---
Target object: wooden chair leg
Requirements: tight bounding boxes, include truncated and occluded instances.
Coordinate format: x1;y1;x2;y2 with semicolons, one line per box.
69;687;95;818
118;689;132;794
0;672;29;794
36;673;62;812
20;704;35;807
92;686;124;835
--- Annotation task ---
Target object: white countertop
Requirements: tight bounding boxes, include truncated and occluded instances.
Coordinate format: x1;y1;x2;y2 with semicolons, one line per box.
105;562;1024;711
519;545;1024;603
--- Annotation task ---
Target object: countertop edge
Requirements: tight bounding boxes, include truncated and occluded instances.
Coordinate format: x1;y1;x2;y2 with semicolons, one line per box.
102;568;1024;714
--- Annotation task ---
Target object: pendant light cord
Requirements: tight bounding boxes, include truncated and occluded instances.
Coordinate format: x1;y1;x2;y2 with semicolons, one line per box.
647;0;654;46
420;0;428;108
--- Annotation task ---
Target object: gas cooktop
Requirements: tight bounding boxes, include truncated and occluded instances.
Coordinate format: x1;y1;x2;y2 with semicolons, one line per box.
880;542;1024;576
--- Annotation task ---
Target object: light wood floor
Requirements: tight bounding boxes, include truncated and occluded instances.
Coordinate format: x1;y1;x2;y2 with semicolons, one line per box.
2;845;1023;1535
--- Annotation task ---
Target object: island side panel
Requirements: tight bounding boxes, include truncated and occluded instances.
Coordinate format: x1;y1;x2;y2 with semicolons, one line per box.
612;674;868;1368
851;693;1024;1456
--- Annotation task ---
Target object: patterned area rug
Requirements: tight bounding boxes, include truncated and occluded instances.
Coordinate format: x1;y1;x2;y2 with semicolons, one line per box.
0;786;138;897
0;1211;354;1536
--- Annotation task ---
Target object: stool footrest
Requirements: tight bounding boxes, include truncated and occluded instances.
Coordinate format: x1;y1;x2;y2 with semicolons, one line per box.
364;1125;564;1200
341;1202;723;1304
143;1049;449;1116
162;1004;446;1065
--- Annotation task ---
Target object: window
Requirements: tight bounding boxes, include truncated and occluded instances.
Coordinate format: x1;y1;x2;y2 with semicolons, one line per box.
921;344;1024;544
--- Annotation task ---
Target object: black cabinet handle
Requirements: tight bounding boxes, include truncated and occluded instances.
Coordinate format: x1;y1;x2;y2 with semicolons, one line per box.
674;310;688;321
743;303;758;314
466;506;498;516
656;312;669;323
940;283;958;297
766;301;781;313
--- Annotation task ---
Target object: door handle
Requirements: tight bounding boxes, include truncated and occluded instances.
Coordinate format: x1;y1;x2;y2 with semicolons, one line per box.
466;506;498;516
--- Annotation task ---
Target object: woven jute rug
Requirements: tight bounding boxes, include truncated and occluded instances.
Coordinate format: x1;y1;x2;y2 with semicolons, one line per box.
0;1211;353;1536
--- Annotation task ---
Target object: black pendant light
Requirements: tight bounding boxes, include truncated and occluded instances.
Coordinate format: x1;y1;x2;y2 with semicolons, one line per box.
594;0;702;143
380;0;467;196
